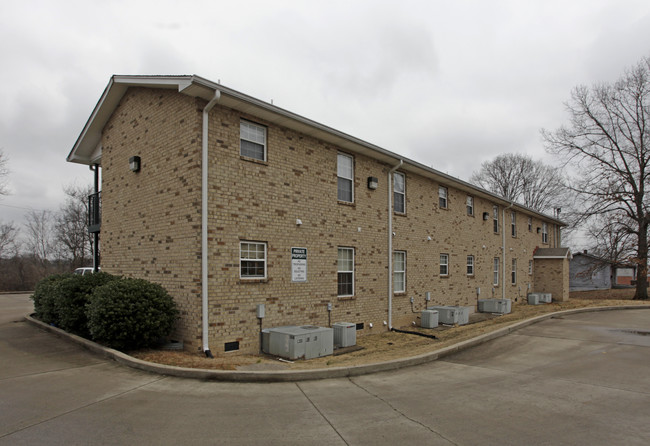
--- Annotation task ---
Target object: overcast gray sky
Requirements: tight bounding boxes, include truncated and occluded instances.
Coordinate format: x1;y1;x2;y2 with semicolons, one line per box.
1;0;650;232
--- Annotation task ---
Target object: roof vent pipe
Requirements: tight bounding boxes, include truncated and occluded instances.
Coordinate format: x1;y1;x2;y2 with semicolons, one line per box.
387;159;403;329
201;90;221;358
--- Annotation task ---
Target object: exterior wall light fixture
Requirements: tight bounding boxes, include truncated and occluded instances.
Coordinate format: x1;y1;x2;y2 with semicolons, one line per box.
129;156;141;172
483;212;489;220
367;176;378;190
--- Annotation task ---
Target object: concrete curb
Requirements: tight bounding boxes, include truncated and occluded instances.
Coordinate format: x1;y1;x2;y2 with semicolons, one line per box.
25;305;650;382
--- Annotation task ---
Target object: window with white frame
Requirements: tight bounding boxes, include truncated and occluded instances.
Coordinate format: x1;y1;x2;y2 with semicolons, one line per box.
240;120;266;161
542;222;548;244
466;196;474;216
440;253;449;276
467;255;474;276
528;217;532;232
493;257;500;285
337;153;354;203
529;260;533;275
394;172;405;213
511;258;517;285
240;241;267;279
337;247;354;296
493;205;499;233
511;211;517;237
439;186;448;209
393;251;406;293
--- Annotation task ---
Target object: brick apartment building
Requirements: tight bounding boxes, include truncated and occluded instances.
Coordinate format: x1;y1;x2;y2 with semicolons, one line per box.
67;75;568;356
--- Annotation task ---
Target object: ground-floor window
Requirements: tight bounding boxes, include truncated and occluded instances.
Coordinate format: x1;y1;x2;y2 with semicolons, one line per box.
493;257;499;285
511;258;517;285
440;253;449;276
393;251;406;293
338;247;354;296
467;255;474;276
240;241;267;279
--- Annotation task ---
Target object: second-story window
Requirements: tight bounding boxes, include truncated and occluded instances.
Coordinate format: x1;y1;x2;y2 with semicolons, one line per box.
542;222;548;244
240;120;266;161
493;205;499;233
337;153;354;203
439;186;448;209
466;196;474;216
511;211;517;237
394;172;405;213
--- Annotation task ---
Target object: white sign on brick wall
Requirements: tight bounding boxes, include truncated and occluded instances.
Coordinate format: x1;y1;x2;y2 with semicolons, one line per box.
291;247;307;282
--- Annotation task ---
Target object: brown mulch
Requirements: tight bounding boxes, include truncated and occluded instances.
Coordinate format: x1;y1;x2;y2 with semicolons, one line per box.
130;299;650;371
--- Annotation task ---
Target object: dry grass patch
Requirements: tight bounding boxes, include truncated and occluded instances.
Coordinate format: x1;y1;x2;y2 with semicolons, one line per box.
131;299;650;371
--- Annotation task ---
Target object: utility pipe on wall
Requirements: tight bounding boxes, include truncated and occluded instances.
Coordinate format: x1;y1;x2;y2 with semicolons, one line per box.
201;90;221;358
387;160;403;329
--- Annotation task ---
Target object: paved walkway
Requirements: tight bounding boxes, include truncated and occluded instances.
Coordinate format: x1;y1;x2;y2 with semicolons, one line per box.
1;294;649;445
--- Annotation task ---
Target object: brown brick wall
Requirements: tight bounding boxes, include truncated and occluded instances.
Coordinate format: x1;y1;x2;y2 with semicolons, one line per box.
99;87;564;355
534;258;569;302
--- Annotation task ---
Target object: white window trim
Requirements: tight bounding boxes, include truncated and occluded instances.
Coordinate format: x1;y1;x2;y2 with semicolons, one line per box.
240;120;267;161
529;260;533;275
337;153;354;203
542;222;548;244
528;217;532;232
239;241;267;279
393;251;406;293
467;196;474;216
439;186;448;209
493;257;500;285
511;211;517;237
394;172;406;213
337;247;355;297
493;205;499;233
440;253;449;276
511;258;517;285
467;255;474;276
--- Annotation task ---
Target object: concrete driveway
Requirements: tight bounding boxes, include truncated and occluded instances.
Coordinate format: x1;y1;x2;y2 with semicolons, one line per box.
1;294;649;445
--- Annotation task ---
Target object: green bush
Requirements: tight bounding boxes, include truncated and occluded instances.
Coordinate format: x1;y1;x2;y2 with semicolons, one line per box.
32;273;70;325
86;278;178;350
52;272;118;337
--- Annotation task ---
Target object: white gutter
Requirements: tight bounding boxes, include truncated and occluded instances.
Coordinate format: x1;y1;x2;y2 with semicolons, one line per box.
387;160;403;329
201;90;221;358
502;202;514;300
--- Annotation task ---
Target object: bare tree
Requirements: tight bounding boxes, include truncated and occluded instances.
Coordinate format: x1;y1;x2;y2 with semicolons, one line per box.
0;149;9;196
470;153;567;213
0;221;18;258
24;210;55;269
542;56;650;300
585;215;635;263
54;184;93;268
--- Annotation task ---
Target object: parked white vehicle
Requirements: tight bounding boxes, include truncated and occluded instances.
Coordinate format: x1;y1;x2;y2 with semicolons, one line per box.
73;267;96;275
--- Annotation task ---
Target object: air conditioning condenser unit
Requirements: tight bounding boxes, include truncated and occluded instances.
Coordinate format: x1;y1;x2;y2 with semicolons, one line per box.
421;310;439;328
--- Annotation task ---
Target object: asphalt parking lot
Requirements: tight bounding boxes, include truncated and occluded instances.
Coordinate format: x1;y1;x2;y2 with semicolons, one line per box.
1;294;649;445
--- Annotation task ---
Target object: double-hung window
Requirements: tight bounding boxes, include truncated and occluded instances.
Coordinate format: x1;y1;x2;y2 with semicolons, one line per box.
440;253;449;276
466;196;474;216
240;241;267;279
542;223;548;244
511;211;517;237
393;251;406;293
467;255;474;276
337;247;354;296
529;260;533;275
337;153;354;203
240;120;266;161
493;257;500;285
511;258;517;285
394;172;405;213
528;217;532;232
493;205;499;233
439;186;448;209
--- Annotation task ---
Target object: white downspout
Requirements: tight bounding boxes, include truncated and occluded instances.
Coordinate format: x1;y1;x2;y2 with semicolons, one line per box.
202;90;221;358
502;202;514;300
387;160;403;329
